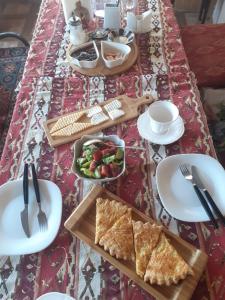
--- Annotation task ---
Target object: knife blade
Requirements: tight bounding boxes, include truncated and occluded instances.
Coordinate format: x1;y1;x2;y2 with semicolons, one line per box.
191;165;225;226
20;163;30;238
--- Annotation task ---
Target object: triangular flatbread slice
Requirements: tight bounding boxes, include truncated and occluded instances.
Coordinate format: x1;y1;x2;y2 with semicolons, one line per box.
99;209;135;261
95;198;128;244
133;221;162;278
51;122;92;137
50;111;85;133
144;233;193;286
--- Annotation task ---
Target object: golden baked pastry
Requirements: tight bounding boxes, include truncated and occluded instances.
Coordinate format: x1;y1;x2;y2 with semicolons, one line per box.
133;221;162;278
99;209;135;261
95;198;128;244
144;233;194;286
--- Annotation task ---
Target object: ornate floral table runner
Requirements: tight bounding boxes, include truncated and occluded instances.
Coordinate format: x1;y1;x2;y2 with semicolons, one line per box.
0;0;224;300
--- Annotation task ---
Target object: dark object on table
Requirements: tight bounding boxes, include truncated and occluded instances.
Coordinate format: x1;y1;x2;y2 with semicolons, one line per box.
0;32;29;159
71;45;97;61
74;0;90;29
70;13;82;27
107;28;134;44
89;29;109;40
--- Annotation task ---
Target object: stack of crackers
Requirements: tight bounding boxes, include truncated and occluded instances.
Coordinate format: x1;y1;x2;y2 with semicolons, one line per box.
49;99;125;138
50;111;92;137
95;197;194;286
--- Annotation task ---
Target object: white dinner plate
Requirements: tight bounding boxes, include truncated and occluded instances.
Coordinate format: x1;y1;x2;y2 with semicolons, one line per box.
156;154;225;222
37;292;74;300
137;111;184;145
0;179;62;255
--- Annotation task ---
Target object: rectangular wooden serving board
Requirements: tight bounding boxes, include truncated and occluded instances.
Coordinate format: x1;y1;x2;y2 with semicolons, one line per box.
64;185;208;300
43;94;153;147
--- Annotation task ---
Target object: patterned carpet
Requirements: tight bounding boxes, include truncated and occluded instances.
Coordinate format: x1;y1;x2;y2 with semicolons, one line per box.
0;47;27;158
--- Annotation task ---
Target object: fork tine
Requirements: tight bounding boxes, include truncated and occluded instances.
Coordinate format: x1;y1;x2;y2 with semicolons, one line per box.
40;222;45;232
179;164;186;175
42;221;47;231
38;212;48;232
179;164;190;176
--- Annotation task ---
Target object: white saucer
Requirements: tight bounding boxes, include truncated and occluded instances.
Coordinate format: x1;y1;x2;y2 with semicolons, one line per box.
137;111;184;145
156;154;225;222
37;292;75;300
0;179;62;255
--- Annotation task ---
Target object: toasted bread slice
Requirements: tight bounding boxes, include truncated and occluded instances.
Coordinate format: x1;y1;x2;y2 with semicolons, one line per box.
95;198;128;244
133;221;162;278
99;209;135;261
144;233;194;286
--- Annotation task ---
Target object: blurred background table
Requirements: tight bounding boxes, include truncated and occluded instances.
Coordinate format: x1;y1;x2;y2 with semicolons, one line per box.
0;0;224;300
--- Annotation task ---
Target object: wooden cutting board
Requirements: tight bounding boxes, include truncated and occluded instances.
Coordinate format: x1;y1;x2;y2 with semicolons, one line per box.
43;94;153;147
64;185;208;300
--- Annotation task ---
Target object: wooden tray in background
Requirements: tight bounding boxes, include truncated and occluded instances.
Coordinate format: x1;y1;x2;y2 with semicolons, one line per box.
67;42;138;76
64;185;208;300
43;94;153;148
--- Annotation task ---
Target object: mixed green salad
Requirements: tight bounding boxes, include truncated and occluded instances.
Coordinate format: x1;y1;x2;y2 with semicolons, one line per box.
76;140;124;179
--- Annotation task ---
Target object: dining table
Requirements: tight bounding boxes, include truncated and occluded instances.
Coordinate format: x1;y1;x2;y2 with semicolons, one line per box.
0;0;225;299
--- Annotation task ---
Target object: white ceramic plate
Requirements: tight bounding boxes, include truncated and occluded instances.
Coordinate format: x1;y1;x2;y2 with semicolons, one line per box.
156;154;225;222
137;111;184;145
37;292;74;300
0;179;62;255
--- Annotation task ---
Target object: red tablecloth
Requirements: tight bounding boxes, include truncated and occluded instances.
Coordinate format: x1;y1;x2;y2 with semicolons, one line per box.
0;0;224;300
181;23;225;88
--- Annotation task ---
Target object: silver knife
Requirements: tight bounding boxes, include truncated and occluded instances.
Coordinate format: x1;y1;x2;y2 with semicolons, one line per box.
191;165;225;226
20;164;31;237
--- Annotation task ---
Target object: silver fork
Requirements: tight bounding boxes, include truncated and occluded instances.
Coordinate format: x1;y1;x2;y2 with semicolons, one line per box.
31;164;48;231
37;202;48;231
179;164;218;228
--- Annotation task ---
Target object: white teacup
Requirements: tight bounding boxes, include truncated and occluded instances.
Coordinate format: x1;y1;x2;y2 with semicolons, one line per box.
148;101;179;134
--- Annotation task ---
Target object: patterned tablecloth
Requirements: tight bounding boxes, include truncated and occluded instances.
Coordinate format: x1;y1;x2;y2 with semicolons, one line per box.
0;0;225;299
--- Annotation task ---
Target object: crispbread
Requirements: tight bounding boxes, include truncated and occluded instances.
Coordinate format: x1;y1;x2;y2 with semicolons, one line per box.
133;221;162;278
144;233;194;286
95;198;128;244
99;209;135;261
51;122;92;137
50;111;85;133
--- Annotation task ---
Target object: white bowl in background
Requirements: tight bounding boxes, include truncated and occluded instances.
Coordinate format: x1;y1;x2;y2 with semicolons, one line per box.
72;135;125;183
68;41;99;69
101;41;131;68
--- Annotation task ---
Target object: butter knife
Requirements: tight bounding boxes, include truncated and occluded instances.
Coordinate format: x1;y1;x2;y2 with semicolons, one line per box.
20;163;30;238
191;166;225;226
